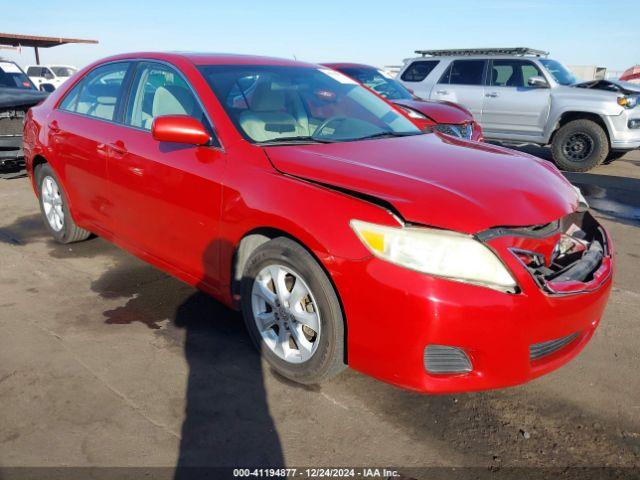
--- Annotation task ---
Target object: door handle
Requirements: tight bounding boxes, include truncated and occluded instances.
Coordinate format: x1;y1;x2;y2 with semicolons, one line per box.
435;90;449;95
108;141;127;156
485;92;499;98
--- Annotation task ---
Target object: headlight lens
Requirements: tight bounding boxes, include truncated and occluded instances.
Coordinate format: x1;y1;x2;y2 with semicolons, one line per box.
397;105;428;119
350;220;517;291
618;95;638;109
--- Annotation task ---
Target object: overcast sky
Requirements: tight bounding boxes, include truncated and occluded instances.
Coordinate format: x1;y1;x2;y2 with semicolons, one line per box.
2;0;638;72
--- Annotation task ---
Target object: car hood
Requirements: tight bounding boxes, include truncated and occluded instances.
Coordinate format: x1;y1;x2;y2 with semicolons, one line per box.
265;134;578;234
0;88;49;109
392;98;473;124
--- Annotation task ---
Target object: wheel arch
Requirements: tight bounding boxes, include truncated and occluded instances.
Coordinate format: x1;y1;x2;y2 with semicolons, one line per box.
231;226;349;364
549;111;611;145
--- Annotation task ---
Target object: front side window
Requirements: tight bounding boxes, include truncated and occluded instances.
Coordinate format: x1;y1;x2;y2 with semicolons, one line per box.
400;61;439;82
439;60;486;86
338;67;413;101
540;59;579;86
0;61;36;90
199;65;420;144
125;63;206;131
51;67;76;77
27;66;41;76
60;62;129;121
490;60;544;87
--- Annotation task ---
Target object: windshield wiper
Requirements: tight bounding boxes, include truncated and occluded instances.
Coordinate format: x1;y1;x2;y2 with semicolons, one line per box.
354;131;422;141
256;136;334;145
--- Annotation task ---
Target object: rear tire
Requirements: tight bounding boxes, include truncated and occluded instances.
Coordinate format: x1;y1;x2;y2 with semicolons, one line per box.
240;237;346;384
551;119;608;172
35;163;91;244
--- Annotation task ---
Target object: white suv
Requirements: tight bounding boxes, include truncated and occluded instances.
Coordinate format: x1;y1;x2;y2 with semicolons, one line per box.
26;65;77;92
397;48;640;171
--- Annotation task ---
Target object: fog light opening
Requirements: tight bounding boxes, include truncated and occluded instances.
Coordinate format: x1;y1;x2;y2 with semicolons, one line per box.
424;345;472;374
628;119;640;129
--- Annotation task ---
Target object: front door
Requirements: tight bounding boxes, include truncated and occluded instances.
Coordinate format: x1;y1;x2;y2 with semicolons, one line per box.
107;61;226;289
481;59;551;139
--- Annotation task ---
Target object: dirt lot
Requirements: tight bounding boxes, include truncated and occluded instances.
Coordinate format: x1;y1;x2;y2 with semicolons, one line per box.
1;151;639;479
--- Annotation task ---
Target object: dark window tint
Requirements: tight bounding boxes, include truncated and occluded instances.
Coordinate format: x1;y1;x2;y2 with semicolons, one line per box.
0;61;36;90
490;60;543;87
400;61;439;82
125;62;206;131
60;62;129;121
439;60;486;86
27;66;41;76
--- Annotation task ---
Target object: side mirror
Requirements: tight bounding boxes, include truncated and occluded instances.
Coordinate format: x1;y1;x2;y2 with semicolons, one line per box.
43;71;54;80
151;115;211;146
528;76;549;88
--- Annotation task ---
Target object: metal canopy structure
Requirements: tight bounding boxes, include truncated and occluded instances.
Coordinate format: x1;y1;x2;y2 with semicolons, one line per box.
415;47;549;58
0;32;98;64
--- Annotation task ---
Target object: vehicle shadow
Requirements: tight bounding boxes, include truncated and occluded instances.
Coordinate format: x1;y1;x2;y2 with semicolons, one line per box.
85;239;285;476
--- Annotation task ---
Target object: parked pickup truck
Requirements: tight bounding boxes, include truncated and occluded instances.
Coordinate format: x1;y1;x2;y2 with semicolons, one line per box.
0;60;49;170
397;48;640;171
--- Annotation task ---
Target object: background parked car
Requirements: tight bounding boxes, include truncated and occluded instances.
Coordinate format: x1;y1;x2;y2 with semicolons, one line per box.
323;63;482;141
26;64;77;91
0;60;48;171
397;48;640;171
621;65;640;84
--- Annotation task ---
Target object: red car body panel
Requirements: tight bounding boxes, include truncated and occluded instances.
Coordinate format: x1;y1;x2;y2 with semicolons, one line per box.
23;52;613;394
322;62;483;141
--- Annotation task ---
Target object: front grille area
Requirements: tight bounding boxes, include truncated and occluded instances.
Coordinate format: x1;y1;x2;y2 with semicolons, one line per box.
433;123;473;140
0;109;27;136
530;333;579;361
424;345;472;374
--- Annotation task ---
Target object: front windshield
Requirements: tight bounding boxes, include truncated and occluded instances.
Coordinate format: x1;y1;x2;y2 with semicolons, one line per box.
51;67;76;77
540;59;579;86
198;65;421;143
0;61;36;90
337;67;414;101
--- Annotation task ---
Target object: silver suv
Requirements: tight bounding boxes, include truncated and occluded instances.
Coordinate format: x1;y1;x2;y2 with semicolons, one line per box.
397;48;640;171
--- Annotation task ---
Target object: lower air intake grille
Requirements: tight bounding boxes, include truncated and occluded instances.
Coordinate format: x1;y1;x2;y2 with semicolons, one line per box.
424;345;472;374
530;333;579;361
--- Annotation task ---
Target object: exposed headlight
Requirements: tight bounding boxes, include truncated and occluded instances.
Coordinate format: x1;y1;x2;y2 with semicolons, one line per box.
350;220;517;291
397;105;428;119
618;95;638;109
573;185;589;211
433;123;473;140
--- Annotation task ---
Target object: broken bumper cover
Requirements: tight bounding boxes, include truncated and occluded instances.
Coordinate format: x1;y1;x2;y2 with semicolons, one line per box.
0;135;25;169
332;212;613;394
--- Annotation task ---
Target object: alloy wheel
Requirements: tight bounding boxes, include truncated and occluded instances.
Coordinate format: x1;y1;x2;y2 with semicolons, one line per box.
251;264;321;364
562;132;594;161
41;176;65;232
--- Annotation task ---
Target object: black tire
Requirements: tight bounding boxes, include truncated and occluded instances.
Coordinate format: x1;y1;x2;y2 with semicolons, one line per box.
240;237;346;384
551;119;609;172
35;163;91;244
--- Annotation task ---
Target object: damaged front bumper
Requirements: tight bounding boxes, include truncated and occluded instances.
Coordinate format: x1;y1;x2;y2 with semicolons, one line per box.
333;209;613;393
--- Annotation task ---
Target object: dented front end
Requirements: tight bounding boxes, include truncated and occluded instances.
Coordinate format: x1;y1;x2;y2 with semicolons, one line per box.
479;210;613;296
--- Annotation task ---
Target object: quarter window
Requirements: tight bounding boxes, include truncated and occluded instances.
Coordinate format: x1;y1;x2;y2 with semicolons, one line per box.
439;60;486;86
59;62;130;121
400;60;439;82
490;60;544;87
125;63;208;132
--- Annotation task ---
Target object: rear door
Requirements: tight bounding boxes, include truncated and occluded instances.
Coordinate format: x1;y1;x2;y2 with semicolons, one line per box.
108;61;226;286
50;61;133;234
481;59;551;139
430;59;487;120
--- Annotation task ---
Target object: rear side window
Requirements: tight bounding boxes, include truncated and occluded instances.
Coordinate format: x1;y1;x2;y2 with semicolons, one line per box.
27;66;41;76
439;60;486;85
400;60;439;82
59;62;129;122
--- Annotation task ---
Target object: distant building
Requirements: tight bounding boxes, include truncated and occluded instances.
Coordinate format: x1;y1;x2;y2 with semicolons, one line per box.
568;65;607;81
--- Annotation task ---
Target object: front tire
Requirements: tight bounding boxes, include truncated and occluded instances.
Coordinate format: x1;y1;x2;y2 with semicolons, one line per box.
240;237;346;384
551;119;609;172
35;163;91;244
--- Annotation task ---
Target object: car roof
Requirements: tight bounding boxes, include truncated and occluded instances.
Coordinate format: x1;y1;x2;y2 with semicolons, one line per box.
321;63;377;70
95;52;319;68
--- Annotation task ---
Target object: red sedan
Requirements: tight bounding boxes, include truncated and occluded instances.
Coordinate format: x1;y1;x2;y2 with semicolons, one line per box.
322;62;483;141
23;52;613;393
